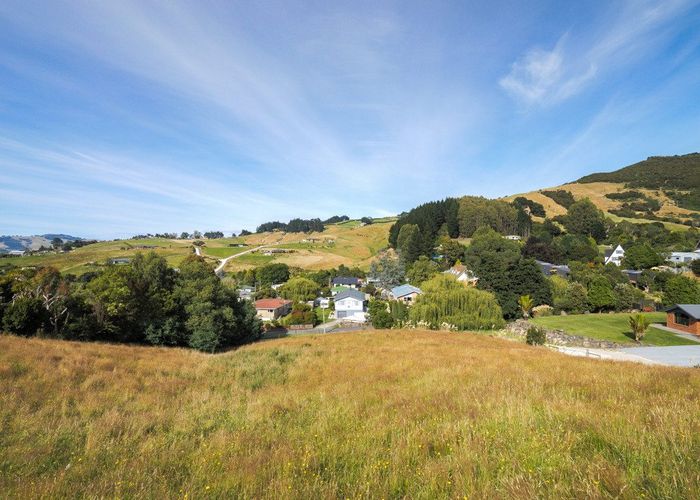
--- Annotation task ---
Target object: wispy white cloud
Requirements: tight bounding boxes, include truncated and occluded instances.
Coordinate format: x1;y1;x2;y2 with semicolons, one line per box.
500;0;697;106
499;35;596;106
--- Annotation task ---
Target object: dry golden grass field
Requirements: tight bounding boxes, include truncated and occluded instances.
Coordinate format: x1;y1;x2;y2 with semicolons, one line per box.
1;330;699;498
225;220;394;272
503;181;697;229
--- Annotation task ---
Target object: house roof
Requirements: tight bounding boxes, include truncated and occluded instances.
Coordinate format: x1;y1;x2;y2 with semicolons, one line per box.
332;276;361;285
254;298;291;309
391;284;422;298
335;288;365;301
666;304;700;320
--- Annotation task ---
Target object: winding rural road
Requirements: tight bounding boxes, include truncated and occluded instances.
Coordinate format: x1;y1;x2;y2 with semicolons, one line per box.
214;244;275;276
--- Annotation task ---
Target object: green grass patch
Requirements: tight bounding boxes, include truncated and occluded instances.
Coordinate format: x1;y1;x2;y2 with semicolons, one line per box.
202;247;250;258
531;312;697;346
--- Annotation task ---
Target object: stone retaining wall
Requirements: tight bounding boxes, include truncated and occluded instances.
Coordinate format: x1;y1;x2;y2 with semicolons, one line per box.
505;320;623;349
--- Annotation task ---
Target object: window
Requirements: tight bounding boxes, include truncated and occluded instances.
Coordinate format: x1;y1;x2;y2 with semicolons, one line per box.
674;312;690;326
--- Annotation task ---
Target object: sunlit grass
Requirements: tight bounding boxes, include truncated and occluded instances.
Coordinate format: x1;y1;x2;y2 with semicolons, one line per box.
531;312;697;346
1;331;699;498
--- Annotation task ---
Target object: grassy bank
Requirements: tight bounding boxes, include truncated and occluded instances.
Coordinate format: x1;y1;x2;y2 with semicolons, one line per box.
531;312;697;346
1;331;699;497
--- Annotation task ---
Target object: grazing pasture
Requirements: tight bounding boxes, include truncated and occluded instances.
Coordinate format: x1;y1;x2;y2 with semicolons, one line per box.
1;330;699;498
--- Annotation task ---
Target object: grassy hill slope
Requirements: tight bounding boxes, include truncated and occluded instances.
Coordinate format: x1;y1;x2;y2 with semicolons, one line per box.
1;219;395;274
225;218;395;272
503;154;700;227
1;331;699;498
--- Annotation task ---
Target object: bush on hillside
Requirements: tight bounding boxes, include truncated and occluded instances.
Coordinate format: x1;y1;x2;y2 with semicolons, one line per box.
532;304;553;317
526;326;547;345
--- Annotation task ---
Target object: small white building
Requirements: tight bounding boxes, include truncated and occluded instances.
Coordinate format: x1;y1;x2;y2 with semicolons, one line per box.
333;289;366;322
315;297;331;308
667;251;700;265
504;234;522;241
604;244;625;266
444;264;479;285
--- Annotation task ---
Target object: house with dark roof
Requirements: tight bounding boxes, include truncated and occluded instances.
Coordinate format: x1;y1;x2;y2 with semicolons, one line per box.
621;269;644;286
333;288;366;321
665;304;700;336
535;260;570;278
604;244;625;266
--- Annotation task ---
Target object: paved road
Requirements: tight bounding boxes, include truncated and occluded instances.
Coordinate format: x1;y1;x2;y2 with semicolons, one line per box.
214;245;266;275
555;345;700;367
618;346;700;367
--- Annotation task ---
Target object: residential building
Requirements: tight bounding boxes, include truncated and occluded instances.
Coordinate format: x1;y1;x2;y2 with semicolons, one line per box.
504;234;522;241
237;286;255;301
331;285;351;296
391;284;422;304
254;298;292;321
604;244;625;266
332;276;362;289
667;251;700;265
535;260;570;278
621;269;644;286
334;289;366;321
314;297;331;308
443;264;478;285
665;304;700;336
109;257;131;265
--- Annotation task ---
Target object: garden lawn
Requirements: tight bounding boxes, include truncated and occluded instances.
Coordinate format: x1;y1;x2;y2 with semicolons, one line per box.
531;312;697;346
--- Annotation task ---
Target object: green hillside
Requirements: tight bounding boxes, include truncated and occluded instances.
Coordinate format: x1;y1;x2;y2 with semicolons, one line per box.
577;153;700;210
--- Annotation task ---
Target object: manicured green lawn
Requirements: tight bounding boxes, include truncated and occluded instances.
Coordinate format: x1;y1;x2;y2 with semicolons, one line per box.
202;246;250;258
531;312;698;346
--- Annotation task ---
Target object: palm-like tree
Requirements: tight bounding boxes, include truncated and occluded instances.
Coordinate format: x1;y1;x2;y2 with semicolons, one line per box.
518;295;534;319
629;313;651;342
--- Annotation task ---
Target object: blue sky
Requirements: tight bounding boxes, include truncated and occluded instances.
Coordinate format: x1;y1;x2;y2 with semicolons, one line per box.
1;0;699;239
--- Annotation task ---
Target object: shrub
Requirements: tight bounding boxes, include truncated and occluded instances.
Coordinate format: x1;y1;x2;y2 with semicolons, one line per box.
629;313;651;342
526;326;547;345
532;304;553;317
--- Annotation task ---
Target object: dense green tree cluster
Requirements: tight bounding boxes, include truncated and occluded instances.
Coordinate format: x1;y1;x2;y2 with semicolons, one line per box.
256;218;325;233
389;198;460;256
541;190;576;209
512;197;546;217
457;196;520;237
577;153;700;210
409;274;504;330
323;215;350;224
0;253;262;352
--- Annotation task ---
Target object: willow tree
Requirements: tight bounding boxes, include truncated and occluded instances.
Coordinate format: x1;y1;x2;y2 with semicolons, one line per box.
409;274;504;330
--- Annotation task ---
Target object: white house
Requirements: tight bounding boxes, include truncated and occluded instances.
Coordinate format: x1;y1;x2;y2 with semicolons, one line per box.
333;289;366;322
604;244;625;266
667;251;700;265
332;277;362;289
315;297;331;308
443;264;479;285
504;234;522;241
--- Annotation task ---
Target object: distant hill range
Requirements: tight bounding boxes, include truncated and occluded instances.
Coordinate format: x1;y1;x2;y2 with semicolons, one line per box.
503;153;700;227
0;234;81;254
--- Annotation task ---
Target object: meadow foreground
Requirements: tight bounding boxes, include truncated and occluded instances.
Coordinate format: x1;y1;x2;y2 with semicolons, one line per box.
1;331;699;498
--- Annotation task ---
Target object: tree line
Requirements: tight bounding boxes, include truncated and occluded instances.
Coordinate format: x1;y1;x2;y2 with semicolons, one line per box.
0;253;262;352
